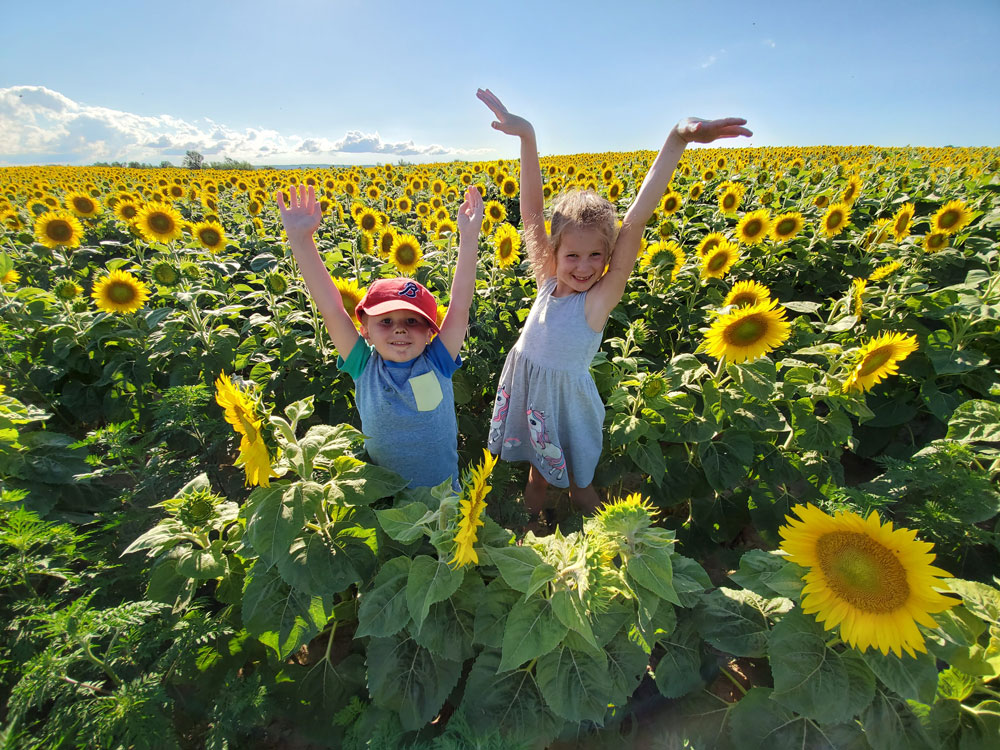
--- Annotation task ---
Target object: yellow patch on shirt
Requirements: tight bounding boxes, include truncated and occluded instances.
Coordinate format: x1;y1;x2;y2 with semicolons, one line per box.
409;371;443;412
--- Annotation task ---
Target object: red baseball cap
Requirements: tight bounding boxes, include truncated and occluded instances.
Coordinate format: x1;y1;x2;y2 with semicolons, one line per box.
355;278;440;332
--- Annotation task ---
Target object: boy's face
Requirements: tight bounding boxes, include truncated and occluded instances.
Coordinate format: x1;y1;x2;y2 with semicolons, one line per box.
359;309;433;362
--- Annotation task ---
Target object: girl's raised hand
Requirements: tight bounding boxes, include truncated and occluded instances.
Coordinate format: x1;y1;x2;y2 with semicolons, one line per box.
477;88;534;138
276;184;322;239
457;186;484;236
675;117;753;145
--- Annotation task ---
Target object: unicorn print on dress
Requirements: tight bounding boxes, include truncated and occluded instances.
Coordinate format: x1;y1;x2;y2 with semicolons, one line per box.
526;407;565;481
489;384;511;445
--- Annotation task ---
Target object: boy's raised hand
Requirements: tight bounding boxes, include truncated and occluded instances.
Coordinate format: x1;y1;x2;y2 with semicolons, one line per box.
276;184;322;239
477;88;534;138
675;117;752;145
457;186;484;236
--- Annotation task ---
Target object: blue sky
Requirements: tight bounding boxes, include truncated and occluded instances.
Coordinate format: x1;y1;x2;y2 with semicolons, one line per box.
2;0;997;166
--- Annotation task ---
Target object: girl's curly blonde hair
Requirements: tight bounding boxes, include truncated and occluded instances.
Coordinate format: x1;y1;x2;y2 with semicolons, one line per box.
526;189;619;278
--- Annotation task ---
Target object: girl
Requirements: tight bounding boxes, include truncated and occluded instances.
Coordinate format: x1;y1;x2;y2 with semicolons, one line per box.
478;88;750;517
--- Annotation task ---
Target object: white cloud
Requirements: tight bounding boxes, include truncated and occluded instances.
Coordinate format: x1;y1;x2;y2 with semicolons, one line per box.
0;85;488;166
697;49;726;70
763;39;776;48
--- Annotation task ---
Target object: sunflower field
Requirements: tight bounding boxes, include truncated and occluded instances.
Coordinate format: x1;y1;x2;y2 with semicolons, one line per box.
1;144;1000;749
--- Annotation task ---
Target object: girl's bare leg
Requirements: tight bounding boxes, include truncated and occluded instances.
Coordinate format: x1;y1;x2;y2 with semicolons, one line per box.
525;465;549;515
569;481;601;514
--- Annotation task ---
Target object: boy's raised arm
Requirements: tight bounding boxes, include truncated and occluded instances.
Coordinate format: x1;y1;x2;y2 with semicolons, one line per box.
477;88;551;281
438;186;484;359
276;185;360;358
589;116;752;323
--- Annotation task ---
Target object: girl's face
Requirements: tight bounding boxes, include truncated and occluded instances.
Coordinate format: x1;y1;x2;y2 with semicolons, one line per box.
553;225;608;296
359;310;433;362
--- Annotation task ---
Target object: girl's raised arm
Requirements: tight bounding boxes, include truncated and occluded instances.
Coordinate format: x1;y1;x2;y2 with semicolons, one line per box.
276;185;360;358
477;88;551;282
587;116;752;326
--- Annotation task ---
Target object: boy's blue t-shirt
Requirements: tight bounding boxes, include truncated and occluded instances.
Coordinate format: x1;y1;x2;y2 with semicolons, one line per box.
339;336;461;489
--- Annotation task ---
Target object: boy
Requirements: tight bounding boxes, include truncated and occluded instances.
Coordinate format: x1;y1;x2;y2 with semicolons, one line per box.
276;184;483;488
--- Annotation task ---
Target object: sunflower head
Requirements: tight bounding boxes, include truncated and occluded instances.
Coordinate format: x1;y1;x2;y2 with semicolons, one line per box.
91;269;151;315
843;332;918;392
65;191;101;218
34;210;84;249
492;223;522;269
771;212;804;243
135;203;184;244
779;503;957;657
736;210;772;245
923;232;949;253
265;272;289;295
193;221;226;252
640;240;685;282
723;279;772;309
704;298;790;363
659;190;682;216
53;278;82;300
821;202;851;237
931;199;971;235
700;240;740;280
151;261;181;287
891;203;915;240
333;277;366;325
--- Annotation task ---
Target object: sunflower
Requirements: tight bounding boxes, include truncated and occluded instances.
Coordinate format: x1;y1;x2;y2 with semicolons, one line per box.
333;277;366;324
355;206;380;235
688;182;704;201
863;218;893;248
265;272;288;295
1;268;20;285
814;194;830;209
0;210;24;231
703;298;790;363
659;190;682;216
192;221;226;252
841;175;863;205
771;212;804;243
34;210;84;249
736;210;771;245
696;232;727;259
931;199;971;235
435;218;458;240
435;304;448;330
493;224;521;268
214;374;275;487
820;202;851;237
377;228;397;259
53;279;82;300
449;449;499;569
723;279;771;308
151;261;181;287
91;269;151;314
639;241;685;282
389;233;423;275
500;177;518;198
843;332;918;392
114;200;140;223
65;191;101;218
606;179;624;202
851;277;867;318
135;203;183;243
869;260;902;282
779;503;956;657
890;203;915;240
717;181;744;215
701;241;740;279
923;232;949;253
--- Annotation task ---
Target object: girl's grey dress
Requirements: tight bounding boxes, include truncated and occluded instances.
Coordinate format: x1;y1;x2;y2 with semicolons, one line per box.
487;276;605;488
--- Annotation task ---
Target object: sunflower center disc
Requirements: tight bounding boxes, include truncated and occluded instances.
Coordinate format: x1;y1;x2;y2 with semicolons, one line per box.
108;282;137;305
859;346;895;376
816;531;909;612
828;212;843;229
939;211;957;228
730;293;757;307
777;219;795;235
397;248;415;265
728;316;764;345
48;221;72;242
744;220;762;237
708;253;728;272
362;216;376;231
74;198;94;213
150;214;173;233
200;230;220;246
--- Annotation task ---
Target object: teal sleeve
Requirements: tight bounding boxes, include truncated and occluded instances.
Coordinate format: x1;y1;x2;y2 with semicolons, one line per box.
337;338;372;379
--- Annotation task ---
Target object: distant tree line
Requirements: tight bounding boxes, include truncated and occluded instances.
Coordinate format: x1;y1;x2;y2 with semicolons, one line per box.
91;151;255;170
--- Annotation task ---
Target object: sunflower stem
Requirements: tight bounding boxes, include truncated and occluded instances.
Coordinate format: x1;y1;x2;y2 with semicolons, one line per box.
719;665;747;696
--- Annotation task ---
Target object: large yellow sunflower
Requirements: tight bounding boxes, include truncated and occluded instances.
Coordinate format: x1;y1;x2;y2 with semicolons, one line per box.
500;177;518;198
389;233;423;275
91;269;151;314
355;206;380;235
65;191;102;218
869;260;902;282
820;202;851;237
890;203;915;241
843;332;918;392
492;223;522;268
333;277;366;325
696;232;727;259
192;220;227;252
723;279;771;308
639;240;685;282
840;175;863;205
135;203;184;243
703;298;790;363
659;190;683;216
214;374;275;487
923;232;949;253
700;241;740;280
851;277;867;318
736;210;771;245
34;210;84;249
449;449;499;569
770;212;804;243
484;200;506;224
931;199;971;235
779;503;956;657
717;181;744;215
114;200;140;224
